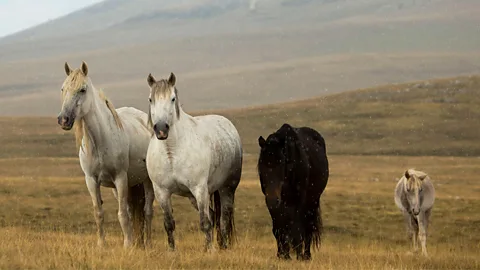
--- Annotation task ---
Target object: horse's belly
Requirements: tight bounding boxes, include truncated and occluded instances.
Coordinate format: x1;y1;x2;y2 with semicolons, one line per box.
207;167;232;193
127;159;149;187
100;178;116;188
169;181;192;197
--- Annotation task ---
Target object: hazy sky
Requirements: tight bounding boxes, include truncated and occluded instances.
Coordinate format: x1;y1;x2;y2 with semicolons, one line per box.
0;0;104;37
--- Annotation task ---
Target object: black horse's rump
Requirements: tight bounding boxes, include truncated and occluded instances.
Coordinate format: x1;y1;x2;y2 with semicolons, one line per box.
257;123;329;260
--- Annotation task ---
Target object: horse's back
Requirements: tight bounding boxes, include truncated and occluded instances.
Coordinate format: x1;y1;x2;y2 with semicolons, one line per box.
195;114;242;151
421;176;435;210
116;107;150;143
194;114;242;189
394;178;407;211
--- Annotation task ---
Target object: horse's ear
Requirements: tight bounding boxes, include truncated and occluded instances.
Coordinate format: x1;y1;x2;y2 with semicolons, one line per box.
168;72;176;86
258;136;266;148
147;73;156;87
417;172;428;181
81;61;88;76
64;62;71;76
404;170;411;179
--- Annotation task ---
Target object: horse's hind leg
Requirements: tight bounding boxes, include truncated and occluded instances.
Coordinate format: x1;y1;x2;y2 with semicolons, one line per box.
86;176;106;247
218;187;236;249
144;179;155;248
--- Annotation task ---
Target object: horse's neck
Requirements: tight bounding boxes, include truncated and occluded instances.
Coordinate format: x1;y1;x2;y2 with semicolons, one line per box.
167;110;194;147
82;91;120;152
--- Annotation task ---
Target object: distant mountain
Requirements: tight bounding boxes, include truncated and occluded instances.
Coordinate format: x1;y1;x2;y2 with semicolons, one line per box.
0;0;479;116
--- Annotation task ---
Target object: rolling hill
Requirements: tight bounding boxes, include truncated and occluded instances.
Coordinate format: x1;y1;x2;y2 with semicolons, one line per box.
0;0;480;116
1;75;478;161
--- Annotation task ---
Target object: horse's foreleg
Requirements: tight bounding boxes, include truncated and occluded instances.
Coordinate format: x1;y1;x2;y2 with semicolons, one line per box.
273;224;291;260
155;187;175;251
115;172;133;248
85;176;105;247
194;187;214;251
417;212;429;257
411;216;419;253
403;212;417;252
144;179;155;248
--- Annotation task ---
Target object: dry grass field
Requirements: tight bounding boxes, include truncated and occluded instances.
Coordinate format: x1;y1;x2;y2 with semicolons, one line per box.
1;156;479;269
0;76;479;269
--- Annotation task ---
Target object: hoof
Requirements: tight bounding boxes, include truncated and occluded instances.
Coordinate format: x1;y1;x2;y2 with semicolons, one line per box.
405;251;415;256
277;253;291;260
204;245;216;253
302;254;312;261
97;240;106;248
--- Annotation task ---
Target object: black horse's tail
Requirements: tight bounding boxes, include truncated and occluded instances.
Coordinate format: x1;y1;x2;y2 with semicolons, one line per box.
211;190;237;248
213;190;222;244
311;203;323;250
129;183;146;248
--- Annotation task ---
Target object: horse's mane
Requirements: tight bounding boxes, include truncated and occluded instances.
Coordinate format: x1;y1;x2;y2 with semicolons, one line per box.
74;88;123;153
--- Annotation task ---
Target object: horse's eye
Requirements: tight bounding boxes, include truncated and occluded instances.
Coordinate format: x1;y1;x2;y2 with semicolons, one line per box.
79;88;86;93
61;88;63;92
148;98;152;103
171;97;176;102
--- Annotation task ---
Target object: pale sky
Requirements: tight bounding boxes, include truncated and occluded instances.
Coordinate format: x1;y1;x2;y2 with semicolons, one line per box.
0;0;104;38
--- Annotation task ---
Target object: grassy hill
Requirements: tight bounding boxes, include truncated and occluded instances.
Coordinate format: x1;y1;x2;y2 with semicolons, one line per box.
0;0;480;116
1;75;479;160
0;75;479;269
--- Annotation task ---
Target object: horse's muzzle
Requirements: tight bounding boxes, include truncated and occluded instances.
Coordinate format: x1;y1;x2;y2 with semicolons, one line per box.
153;122;169;140
57;114;74;130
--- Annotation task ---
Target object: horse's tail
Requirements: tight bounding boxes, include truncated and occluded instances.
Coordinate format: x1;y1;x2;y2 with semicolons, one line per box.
129;183;146;248
213;190;222;245
311;202;323;250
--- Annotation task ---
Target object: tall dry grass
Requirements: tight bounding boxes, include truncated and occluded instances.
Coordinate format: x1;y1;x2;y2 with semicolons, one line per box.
1;155;479;269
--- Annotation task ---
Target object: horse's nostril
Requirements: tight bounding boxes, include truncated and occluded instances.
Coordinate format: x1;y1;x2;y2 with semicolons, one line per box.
165;123;170;130
64;116;70;123
153;124;158;131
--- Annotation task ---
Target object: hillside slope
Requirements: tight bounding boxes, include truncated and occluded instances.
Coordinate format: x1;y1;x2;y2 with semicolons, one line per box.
0;0;479;116
1;75;478;159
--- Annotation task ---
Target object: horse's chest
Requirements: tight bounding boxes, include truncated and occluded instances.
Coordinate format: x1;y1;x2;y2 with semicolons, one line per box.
148;144;210;189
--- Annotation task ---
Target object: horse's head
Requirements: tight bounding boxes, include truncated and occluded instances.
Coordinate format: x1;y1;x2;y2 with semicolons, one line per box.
403;169;427;216
57;62;94;130
146;72;179;140
258;125;297;210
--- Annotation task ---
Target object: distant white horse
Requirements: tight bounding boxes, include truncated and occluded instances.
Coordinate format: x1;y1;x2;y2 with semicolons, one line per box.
57;61;155;248
145;72;243;251
394;169;435;256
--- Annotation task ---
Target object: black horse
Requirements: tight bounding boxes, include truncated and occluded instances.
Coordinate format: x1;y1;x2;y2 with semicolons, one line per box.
257;123;329;260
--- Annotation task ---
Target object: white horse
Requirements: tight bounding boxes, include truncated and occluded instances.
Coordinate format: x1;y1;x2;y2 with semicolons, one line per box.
57;61;155;248
394;169;435;257
145;72;243;251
